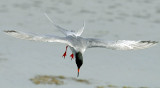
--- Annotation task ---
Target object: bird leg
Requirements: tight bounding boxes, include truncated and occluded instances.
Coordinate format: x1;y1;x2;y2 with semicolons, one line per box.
62;46;68;58
70;53;74;60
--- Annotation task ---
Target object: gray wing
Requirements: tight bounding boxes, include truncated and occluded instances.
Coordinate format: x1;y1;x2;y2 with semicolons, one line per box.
4;30;71;45
86;38;158;50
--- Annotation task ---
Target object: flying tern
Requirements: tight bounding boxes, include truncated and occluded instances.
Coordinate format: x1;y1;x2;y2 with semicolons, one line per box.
4;14;158;77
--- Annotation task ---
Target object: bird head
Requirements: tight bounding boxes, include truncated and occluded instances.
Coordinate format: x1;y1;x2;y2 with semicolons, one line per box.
75;52;83;77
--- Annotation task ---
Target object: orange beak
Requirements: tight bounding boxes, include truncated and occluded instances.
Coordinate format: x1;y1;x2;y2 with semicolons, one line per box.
77;68;80;77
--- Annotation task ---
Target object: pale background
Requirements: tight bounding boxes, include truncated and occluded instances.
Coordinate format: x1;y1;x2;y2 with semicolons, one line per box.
0;0;160;88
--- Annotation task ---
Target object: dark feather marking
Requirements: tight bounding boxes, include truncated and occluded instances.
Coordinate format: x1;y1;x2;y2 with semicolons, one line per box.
140;41;158;44
4;30;17;33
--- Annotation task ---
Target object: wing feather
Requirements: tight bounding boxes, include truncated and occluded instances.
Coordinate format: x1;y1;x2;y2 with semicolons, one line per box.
86;38;158;50
4;30;70;45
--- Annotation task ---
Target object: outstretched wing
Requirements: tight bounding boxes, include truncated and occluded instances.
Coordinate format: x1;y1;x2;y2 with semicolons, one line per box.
44;13;75;36
76;21;85;36
86;39;158;50
4;30;71;45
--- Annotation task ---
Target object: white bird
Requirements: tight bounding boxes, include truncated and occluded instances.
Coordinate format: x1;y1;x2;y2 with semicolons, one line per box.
4;14;158;77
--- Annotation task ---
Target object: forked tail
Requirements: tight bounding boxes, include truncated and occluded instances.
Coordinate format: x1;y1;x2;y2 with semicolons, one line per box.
44;13;85;36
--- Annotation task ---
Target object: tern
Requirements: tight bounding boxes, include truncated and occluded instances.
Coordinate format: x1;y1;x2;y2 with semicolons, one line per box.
4;14;158;77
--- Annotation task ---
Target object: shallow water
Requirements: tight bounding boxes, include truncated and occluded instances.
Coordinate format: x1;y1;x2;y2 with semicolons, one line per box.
0;0;160;88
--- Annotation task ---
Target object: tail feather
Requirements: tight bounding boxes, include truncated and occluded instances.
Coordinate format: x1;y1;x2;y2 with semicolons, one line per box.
76;21;85;36
44;13;85;36
44;13;69;36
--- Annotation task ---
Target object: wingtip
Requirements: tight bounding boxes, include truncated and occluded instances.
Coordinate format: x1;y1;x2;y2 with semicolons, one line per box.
4;30;17;33
83;20;85;26
140;41;158;44
153;41;158;44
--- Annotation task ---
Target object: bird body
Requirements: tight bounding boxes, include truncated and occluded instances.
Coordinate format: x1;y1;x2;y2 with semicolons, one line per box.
67;35;87;53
